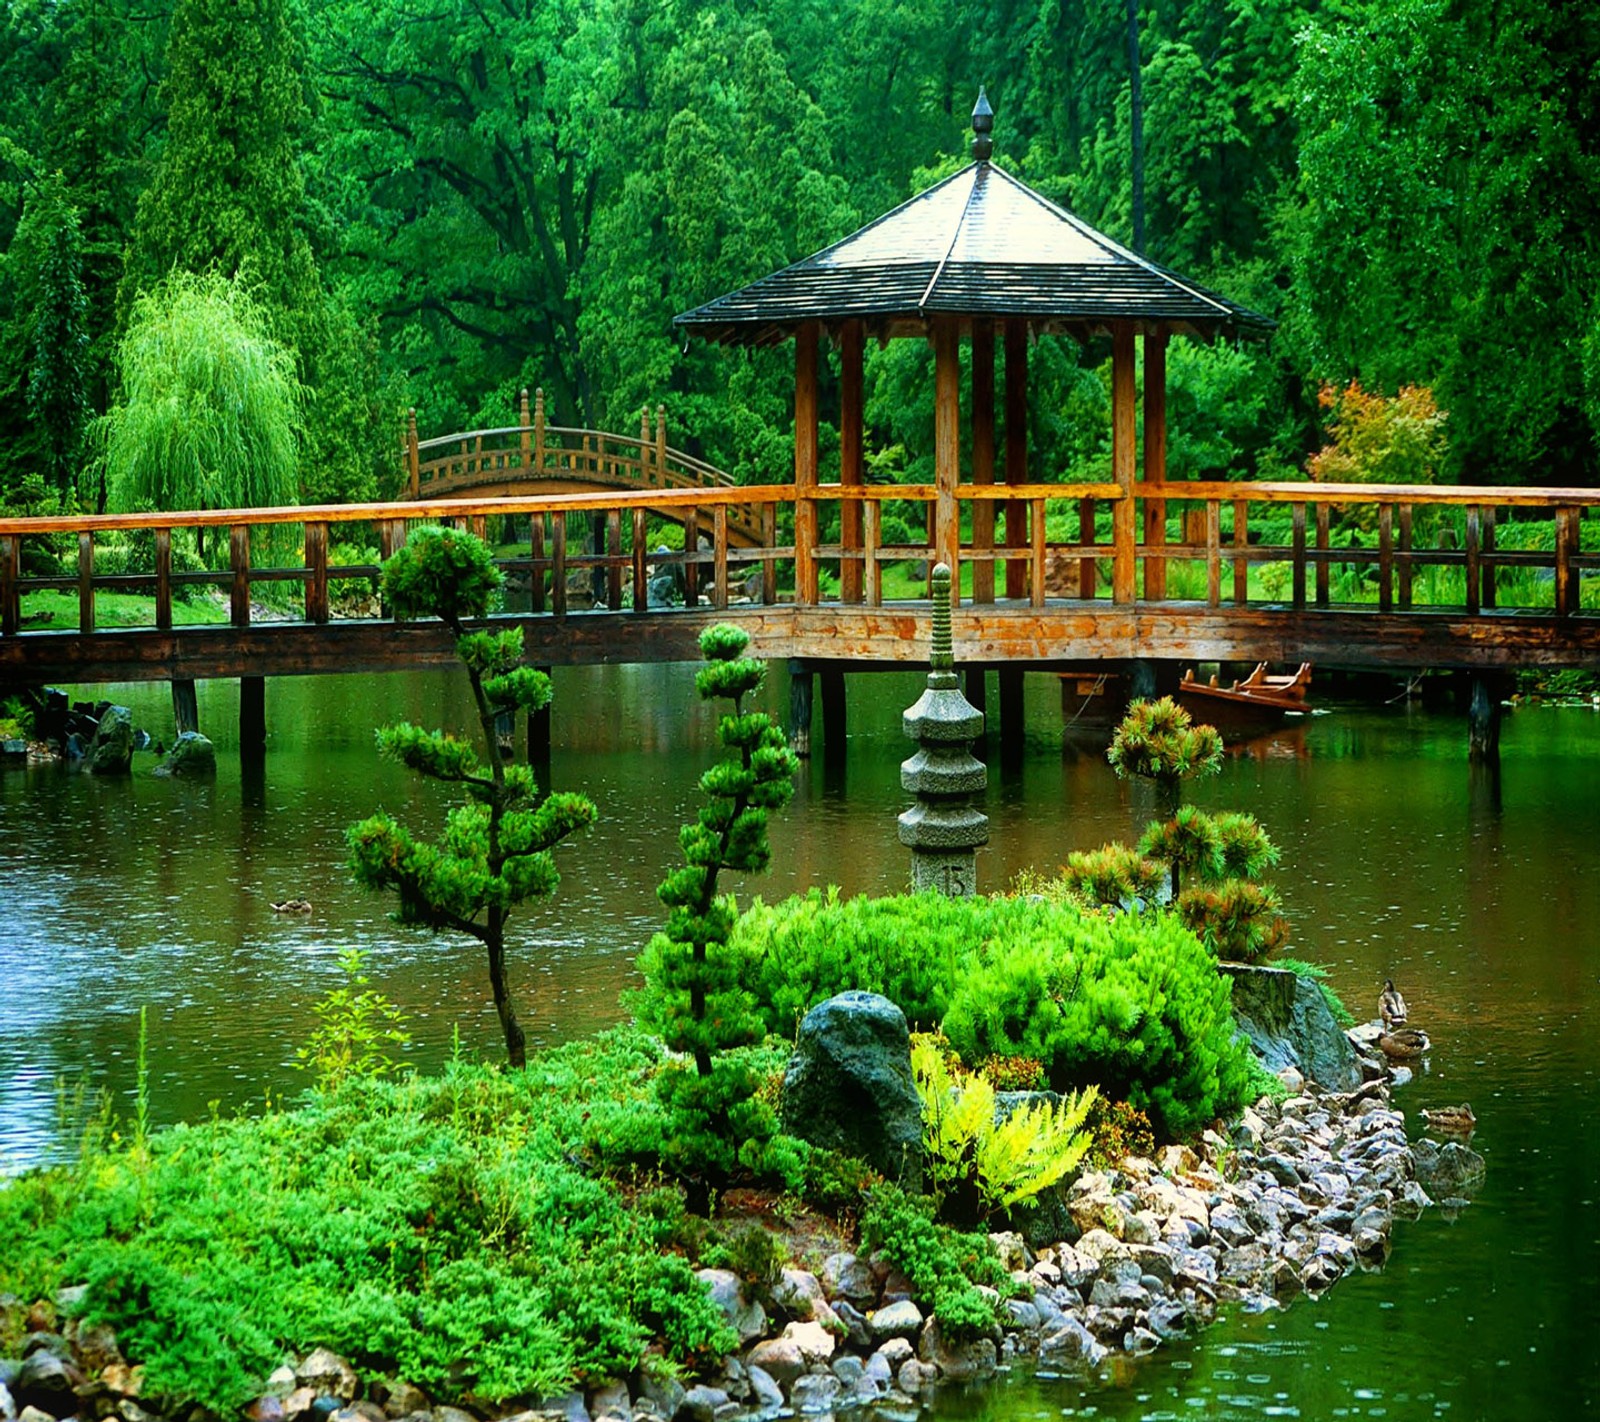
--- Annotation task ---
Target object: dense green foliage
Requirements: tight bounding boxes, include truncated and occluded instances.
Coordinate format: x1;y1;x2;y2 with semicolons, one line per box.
5;0;1597;509
733;888;1251;1138
635;624;799;1192
348;528;596;1067
0;1032;735;1410
1106;696;1223;817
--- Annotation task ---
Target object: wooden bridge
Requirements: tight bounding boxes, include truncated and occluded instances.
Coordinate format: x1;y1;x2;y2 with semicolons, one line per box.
3;478;1597;721
400;391;768;548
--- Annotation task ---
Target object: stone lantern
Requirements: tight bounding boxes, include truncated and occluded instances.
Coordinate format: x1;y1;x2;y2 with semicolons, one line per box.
898;564;989;895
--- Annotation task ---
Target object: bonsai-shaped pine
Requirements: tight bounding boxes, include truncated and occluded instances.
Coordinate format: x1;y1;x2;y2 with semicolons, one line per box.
1094;699;1288;962
636;624;798;1203
346;526;595;1067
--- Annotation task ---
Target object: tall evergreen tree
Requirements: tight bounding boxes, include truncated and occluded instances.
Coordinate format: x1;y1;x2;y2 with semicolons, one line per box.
22;178;91;498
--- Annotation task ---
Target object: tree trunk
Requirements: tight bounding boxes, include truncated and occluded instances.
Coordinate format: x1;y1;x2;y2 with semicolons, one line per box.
486;925;526;1069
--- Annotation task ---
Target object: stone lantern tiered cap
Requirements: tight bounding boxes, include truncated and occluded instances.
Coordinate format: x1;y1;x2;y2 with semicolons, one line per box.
675;89;1273;347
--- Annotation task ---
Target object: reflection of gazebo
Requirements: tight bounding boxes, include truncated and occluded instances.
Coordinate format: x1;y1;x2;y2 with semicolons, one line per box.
675;89;1271;606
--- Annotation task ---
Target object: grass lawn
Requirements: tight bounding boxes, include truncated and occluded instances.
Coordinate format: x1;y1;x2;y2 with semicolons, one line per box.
21;589;232;630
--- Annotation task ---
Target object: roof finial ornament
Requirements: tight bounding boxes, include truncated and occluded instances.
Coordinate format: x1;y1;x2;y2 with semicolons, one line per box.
971;86;994;162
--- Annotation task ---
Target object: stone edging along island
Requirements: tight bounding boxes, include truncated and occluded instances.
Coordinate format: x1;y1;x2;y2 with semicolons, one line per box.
4;1069;1486;1422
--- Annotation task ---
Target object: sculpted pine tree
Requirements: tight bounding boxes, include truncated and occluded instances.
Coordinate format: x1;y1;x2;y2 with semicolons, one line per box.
637;624;797;1198
347;528;595;1067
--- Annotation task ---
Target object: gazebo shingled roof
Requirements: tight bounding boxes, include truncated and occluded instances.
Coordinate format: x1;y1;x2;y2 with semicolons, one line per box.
673;90;1273;612
675;109;1273;345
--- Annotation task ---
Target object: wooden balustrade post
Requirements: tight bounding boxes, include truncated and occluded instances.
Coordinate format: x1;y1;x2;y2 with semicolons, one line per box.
1377;505;1394;613
305;521;330;623
531;514;546;614
762;505;777;605
1556;506;1577;616
1031;498;1047;608
155;529;173;631
1110;321;1137;604
1398;505;1414;610
655;405;667;484
640;409;653;484
1465;507;1482;615
1078;497;1097;599
840;319;865;603
684;509;700;606
1206;501;1222;608
552;513;567;615
78;531;95;633
1143;326;1169;599
713;506;729;609
971;319;996;604
1482;506;1497;610
0;534;20;636
230;525;251;627
519;388;532;470
632;507;648;611
864;500;882;608
534;389;547;475
1315;504;1330;607
1291;504;1307;611
406;409;420;498
378;519;406;617
794;322;820;604
607;508;623;611
1232;500;1249;605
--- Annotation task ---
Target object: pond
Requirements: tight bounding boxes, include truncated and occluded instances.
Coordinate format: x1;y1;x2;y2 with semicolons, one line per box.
2;663;1598;1417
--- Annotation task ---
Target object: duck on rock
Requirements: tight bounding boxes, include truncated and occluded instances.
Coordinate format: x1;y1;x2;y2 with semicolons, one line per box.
1379;979;1408;1030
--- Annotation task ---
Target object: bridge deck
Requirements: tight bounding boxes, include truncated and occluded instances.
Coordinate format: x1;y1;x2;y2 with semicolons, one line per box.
2;480;1597;685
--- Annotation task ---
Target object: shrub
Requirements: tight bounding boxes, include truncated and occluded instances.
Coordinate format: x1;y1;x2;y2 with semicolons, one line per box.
732;890;1251;1139
1060;842;1165;909
295;946;411;1089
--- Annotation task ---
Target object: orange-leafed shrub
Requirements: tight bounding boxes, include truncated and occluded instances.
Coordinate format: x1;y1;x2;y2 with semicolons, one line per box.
1307;380;1448;487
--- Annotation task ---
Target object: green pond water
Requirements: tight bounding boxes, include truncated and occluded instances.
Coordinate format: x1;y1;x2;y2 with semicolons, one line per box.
2;664;1599;1419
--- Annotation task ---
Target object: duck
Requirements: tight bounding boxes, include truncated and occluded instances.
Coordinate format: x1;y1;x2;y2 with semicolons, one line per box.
1379;978;1408;1030
1376;1027;1430;1060
1421;1104;1476;1138
270;898;313;913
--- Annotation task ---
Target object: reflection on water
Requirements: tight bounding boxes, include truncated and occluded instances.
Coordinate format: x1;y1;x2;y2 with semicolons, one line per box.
2;669;1599;1415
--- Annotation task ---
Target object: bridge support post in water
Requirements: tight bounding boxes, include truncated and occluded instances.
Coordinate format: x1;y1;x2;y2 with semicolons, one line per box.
965;668;988;723
788;660;813;758
171;678;199;737
239;677;265;755
819;667;846;762
1468;674;1505;764
528;666;552;767
997;668;1025;765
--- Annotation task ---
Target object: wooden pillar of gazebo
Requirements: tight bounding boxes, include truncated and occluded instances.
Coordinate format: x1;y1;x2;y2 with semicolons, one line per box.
1143;326;1169;599
795;320;821;604
971;319;996;604
1111;321;1137;604
1003;319;1028;601
840;320;866;603
933;316;961;600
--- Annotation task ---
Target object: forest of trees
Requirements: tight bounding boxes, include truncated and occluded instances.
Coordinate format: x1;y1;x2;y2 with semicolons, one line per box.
1;0;1597;518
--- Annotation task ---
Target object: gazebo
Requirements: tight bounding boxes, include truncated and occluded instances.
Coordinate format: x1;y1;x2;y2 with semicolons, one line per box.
675;89;1272;609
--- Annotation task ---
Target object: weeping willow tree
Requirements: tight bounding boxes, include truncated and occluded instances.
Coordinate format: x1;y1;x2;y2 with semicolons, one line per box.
102;270;303;551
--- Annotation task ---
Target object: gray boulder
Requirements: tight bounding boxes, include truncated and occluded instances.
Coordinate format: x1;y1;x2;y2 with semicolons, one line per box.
153;730;216;777
1411;1139;1486;1199
782;992;923;1188
1223;964;1362;1091
88;705;135;775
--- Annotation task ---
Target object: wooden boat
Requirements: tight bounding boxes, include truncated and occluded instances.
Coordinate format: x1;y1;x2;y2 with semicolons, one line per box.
1177;662;1312;738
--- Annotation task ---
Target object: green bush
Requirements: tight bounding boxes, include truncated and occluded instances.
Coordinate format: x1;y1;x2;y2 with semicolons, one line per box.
0;1029;733;1411
733;890;1251;1139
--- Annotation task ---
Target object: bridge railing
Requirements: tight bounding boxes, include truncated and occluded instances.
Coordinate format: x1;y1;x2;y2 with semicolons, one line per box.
2;480;1596;639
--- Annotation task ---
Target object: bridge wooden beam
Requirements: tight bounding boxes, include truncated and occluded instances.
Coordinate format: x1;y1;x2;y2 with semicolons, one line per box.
794;321;820;605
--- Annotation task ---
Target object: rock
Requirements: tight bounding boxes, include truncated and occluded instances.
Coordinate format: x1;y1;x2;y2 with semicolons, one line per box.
1123;1326;1161;1355
0;1384;14;1422
13;1350;82;1416
21;1304;53;1337
917;1318;996;1382
537;1392;591;1422
782;1319;836;1366
874;1337;914;1369
987;1231;1030;1272
331;1406;386;1422
830;1355;865;1386
744;1366;783;1412
295;1351;357;1403
1040;1319;1107;1368
266;1366;299;1399
153;731;216;777
19;1334;68;1362
895;1359;940;1393
1003;1298;1041;1331
1072;1228;1129;1267
830;1298;871;1348
587;1383;629;1421
1411;1139;1487;1198
771;1269;826;1321
382;1385;430;1419
18;1408;57;1422
678;1385;728;1422
867;1300;923;1341
819;1254;878;1307
248;1400;287;1422
788;1375;841;1414
743;1340;804;1390
782;992;923;1188
433;1409;476;1422
635;1375;686;1421
0;739;26;765
88;705;135;775
697;1269;767;1345
1223;964;1363;1092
